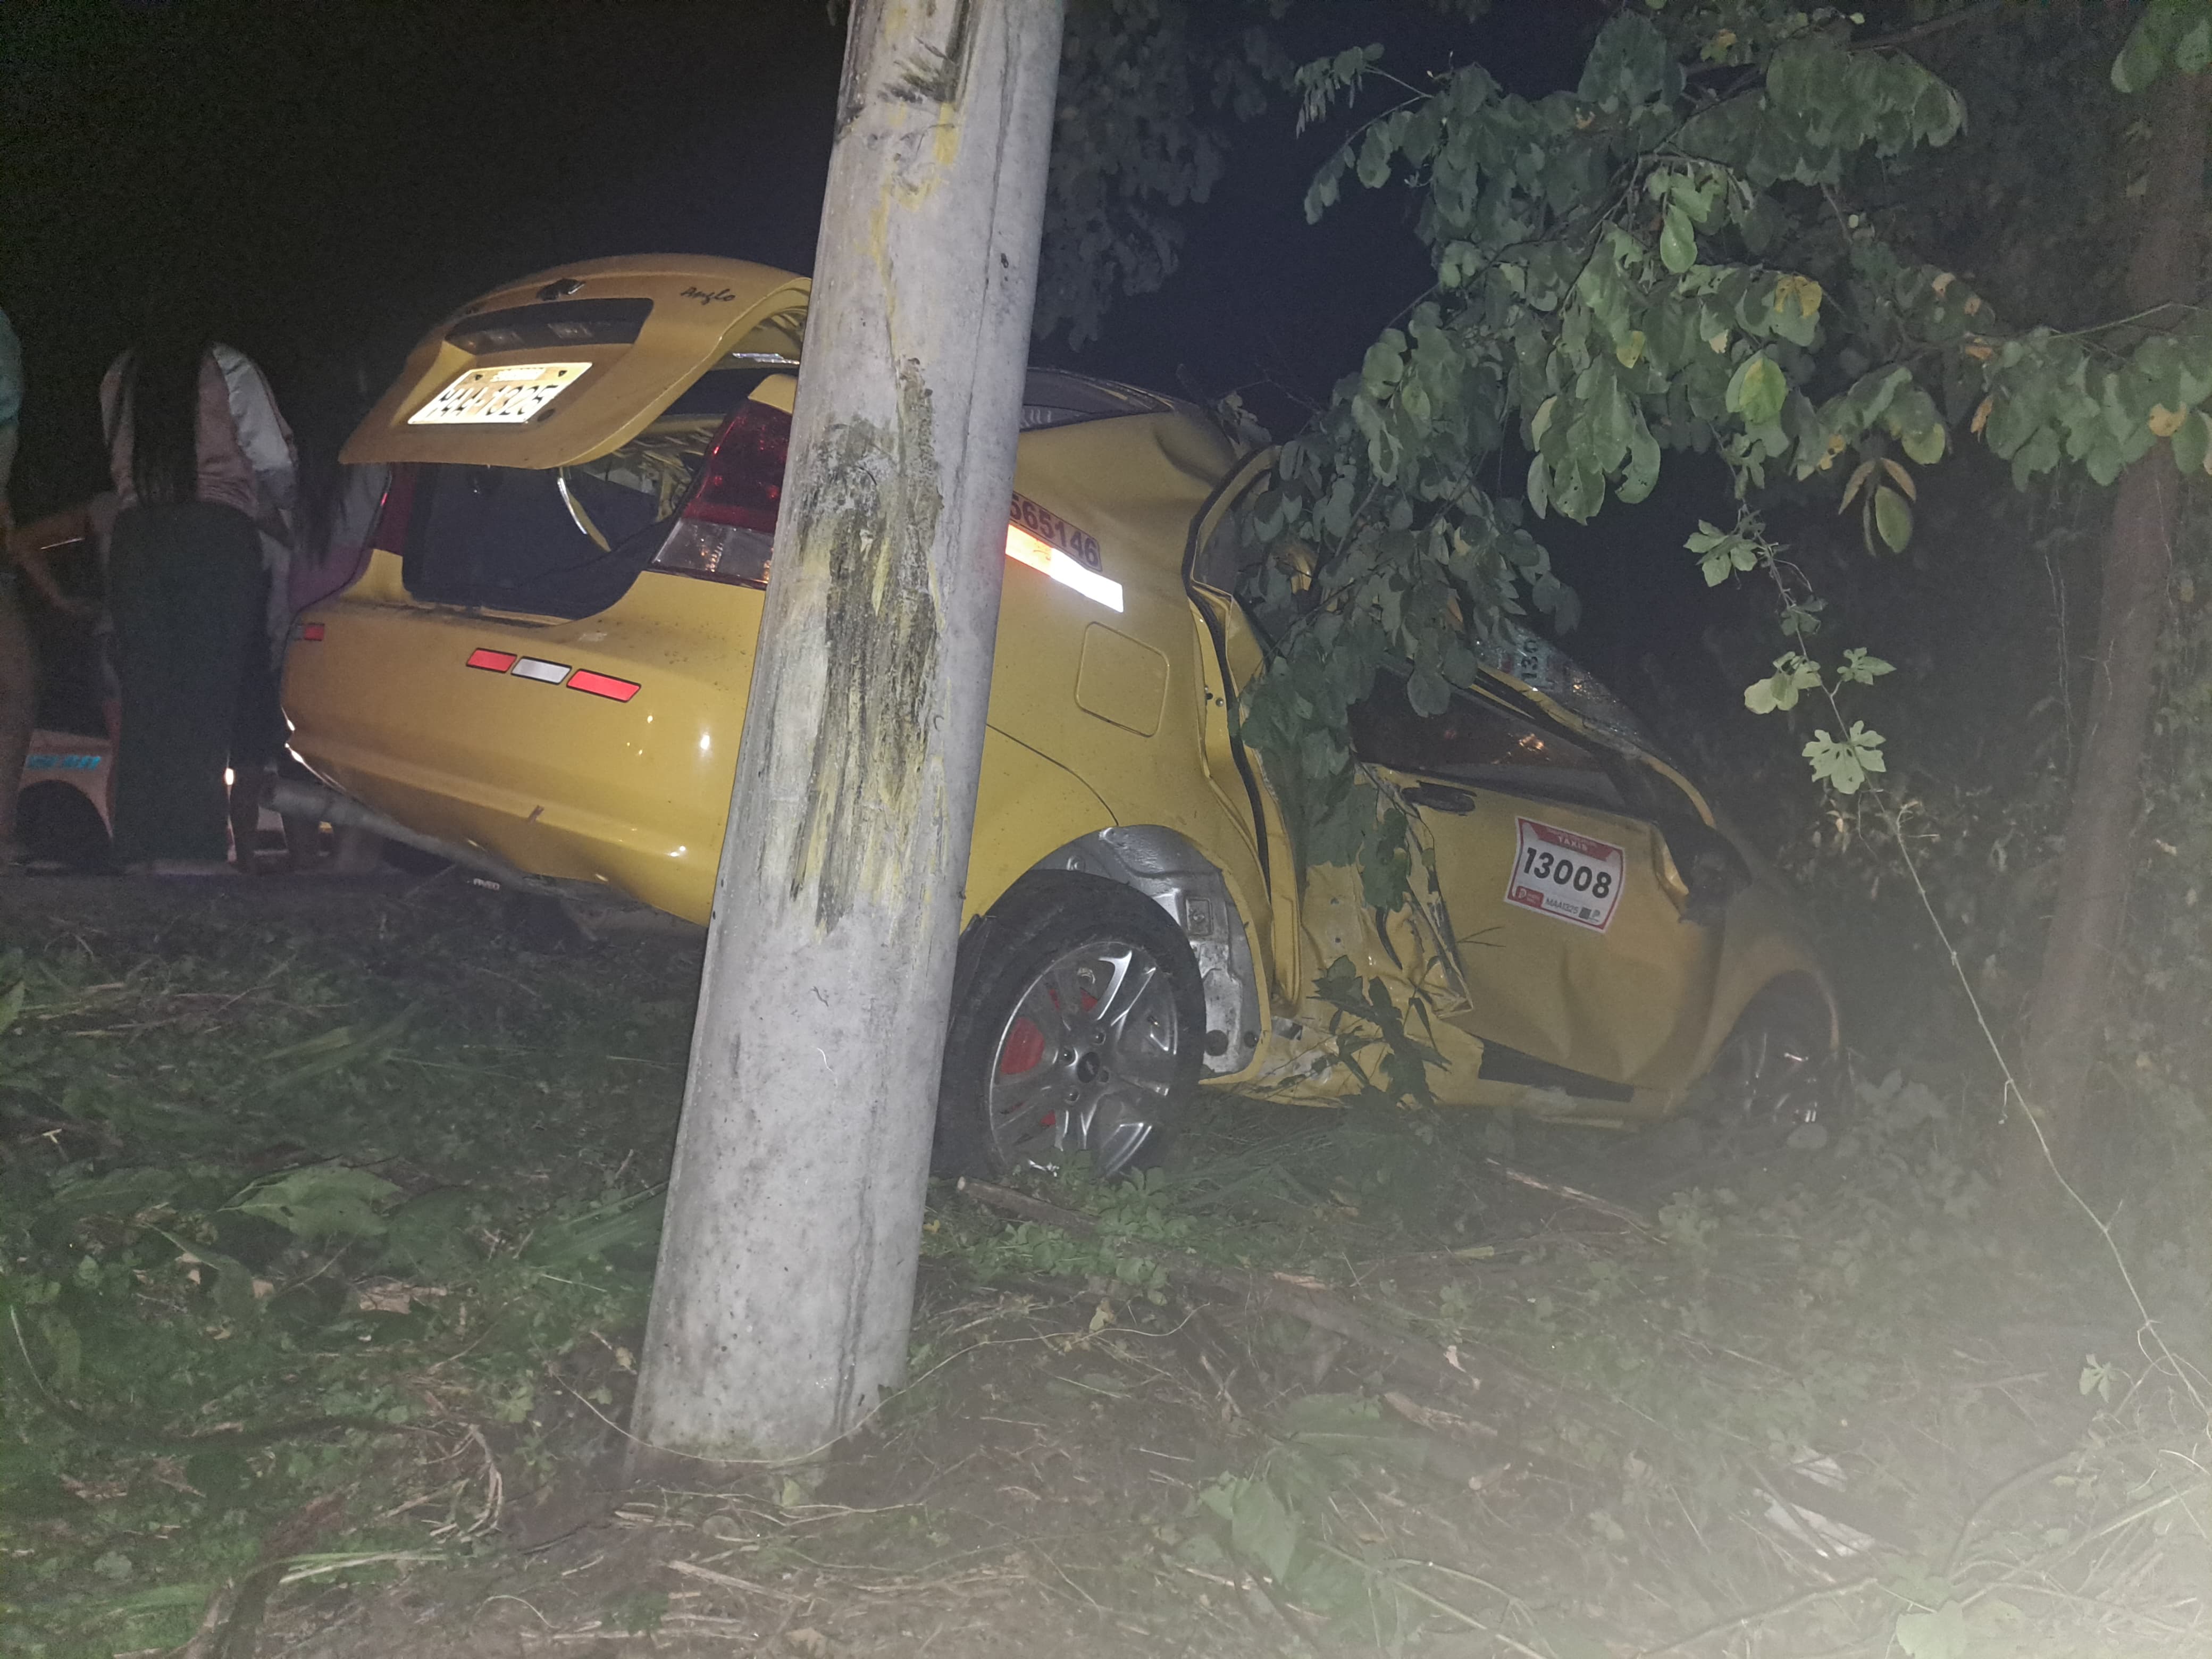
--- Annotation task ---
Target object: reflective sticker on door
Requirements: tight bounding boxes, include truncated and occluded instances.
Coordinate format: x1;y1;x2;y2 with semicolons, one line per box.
1506;817;1625;933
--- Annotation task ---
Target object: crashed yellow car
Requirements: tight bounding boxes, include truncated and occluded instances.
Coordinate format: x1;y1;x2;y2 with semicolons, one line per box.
286;255;1834;1174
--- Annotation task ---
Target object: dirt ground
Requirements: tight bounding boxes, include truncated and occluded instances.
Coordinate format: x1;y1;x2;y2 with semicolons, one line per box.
3;873;2205;1659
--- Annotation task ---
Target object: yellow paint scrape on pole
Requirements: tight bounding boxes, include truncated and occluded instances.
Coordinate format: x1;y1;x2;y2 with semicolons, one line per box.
630;0;1067;1463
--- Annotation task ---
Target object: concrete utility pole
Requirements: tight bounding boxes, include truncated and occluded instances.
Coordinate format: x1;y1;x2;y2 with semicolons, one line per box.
630;0;1066;1462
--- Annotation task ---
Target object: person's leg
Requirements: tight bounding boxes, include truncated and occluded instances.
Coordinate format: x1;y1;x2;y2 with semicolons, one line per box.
111;506;260;867
165;509;262;867
0;584;33;864
228;764;270;870
106;510;172;868
227;579;283;872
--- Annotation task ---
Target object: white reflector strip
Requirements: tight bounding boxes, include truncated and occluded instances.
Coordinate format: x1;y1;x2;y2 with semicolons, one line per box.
510;657;571;684
1006;525;1122;613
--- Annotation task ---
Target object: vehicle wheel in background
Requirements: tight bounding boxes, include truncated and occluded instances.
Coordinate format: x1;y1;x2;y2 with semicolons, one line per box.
1699;981;1840;1134
15;780;112;872
934;872;1205;1180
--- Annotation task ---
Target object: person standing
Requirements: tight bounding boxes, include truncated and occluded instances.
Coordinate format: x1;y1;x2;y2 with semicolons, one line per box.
1;304;30;870
100;328;296;874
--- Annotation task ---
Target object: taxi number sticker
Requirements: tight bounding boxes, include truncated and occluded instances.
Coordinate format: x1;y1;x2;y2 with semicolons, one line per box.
1010;493;1103;572
409;361;591;425
1506;817;1625;933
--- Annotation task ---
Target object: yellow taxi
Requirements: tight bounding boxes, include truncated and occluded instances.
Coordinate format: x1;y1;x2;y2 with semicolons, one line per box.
286;255;1835;1174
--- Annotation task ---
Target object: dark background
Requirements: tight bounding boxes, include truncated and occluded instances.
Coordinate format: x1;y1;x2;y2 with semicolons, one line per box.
1;2;1594;496
3;0;1750;731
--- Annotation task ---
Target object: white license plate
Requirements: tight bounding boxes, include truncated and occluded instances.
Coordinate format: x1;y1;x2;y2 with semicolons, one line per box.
408;361;591;425
1505;816;1625;932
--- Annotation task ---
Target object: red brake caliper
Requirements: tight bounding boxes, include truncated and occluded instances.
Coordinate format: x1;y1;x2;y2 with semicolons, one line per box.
999;979;1102;1128
999;1018;1045;1077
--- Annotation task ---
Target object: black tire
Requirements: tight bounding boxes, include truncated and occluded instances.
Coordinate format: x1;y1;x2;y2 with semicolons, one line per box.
14;781;112;872
934;871;1206;1179
1697;981;1838;1131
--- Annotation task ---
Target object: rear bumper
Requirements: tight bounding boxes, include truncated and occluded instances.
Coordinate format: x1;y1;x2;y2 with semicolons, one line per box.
282;556;756;924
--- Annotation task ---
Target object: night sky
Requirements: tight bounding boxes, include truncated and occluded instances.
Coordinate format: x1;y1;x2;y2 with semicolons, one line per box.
4;0;1744;720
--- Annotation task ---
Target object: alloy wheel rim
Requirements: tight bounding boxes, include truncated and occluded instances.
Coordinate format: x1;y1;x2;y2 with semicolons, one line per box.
1724;1022;1824;1126
985;938;1181;1175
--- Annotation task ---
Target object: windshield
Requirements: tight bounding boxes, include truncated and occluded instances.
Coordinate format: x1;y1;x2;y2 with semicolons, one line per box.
1348;674;1626;811
1474;619;1655;752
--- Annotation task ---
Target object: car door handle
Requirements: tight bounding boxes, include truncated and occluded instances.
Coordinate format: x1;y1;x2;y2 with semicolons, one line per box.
1401;782;1477;815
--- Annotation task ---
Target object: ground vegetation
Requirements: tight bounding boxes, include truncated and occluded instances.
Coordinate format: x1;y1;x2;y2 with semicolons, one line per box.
2;883;2205;1658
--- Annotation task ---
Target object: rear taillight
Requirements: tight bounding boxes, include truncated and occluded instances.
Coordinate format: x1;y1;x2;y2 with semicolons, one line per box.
649;403;791;588
370;463;417;557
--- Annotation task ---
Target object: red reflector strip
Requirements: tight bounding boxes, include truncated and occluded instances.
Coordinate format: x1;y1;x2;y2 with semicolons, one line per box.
567;669;640;703
466;648;519;672
299;622;326;642
509;657;571;684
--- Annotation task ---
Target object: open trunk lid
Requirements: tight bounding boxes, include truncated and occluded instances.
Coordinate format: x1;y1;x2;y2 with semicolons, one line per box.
342;255;809;471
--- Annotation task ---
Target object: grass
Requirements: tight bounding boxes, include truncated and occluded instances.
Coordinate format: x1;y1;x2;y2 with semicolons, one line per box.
0;881;690;1656
3;876;2206;1658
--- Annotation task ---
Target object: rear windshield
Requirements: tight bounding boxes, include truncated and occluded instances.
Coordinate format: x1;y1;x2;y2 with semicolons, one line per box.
391;366;1166;618
396;383;765;617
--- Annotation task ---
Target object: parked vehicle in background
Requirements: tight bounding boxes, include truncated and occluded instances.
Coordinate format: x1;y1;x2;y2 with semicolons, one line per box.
9;515;115;871
285;256;1836;1173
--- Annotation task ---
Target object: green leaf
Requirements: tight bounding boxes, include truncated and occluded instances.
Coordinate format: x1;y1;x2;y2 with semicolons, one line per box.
2173;409;2212;476
1838;647;1895;685
1895;1599;1968;1659
1803;723;1888;794
228;1163;402;1243
165;1234;263;1324
1361;333;1406;399
1873;484;1913;552
1900;421;1946;465
2183;15;2212;73
1202;1476;1302;1585
1299;728;1347;780
1405;664;1451;717
1732;355;1786;428
1744;655;1817;714
1619;416;1660;503
47;1166;183;1217
83;1581;214;1624
2113;3;2188;91
1660;204;1696;273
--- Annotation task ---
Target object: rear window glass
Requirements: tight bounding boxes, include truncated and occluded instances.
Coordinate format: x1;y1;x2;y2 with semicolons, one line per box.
393;371;775;617
389;365;1170;618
